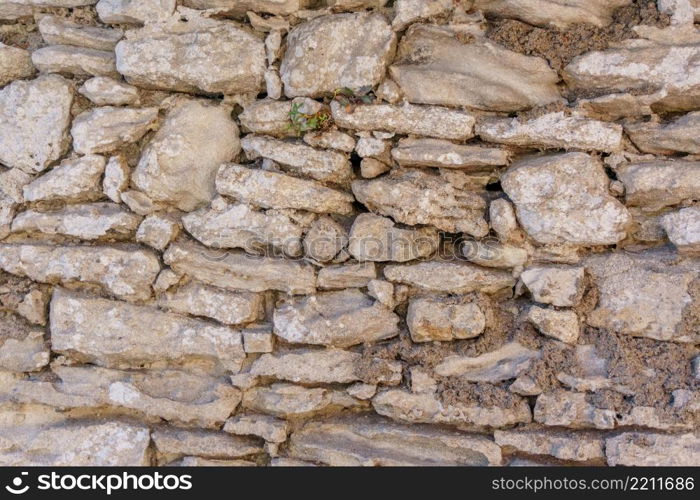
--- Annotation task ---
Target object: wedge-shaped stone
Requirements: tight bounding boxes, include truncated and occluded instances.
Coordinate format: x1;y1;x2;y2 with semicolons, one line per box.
494;429;604;462
1;366;242;428
11;202;141;240
50;288;245;373
372;389;532;429
348;213;439;262
617;160;700;210
32;45;117;77
391;138;508;170
384;261;515;294
289;415;502;466
133;99;240;211
78;76;139;105
520;265;585;307
476;112;623;153
407;297;485;343
330;101;475;140
0;168;32;234
242;383;365;418
0;244;159;301
38;14;123;50
97;0;176;24
390;24;559;111
223;414;288;443
585;250;700;343
23;155;105;204
216;164;355;215
183;203;310;257
242;135;352;184
0;421;150;466
352;169;487;236
534;391;616;429
281;12;395;97
0;42;34;87
528;306;580;344
502;153;630;245
662;207;700;253
563;40;700;112
317;262;376;289
606;432;700;466
153;428;261;460
0;74;73;173
435;342;541;381
71;106;158;155
273;289;399;347
115;11;265;94
625;112;700;154
473;0;630;28
163;238;316;294
157;280;264;326
0;314;48;372
250;348;402;384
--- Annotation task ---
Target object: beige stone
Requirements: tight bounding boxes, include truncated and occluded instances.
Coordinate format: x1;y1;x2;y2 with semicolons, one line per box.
353;169;487;236
0;315;49;372
32;45;117;77
163;238;316;294
606;432;700;466
473;0;631;28
502;153;630;246
11;202;141;240
390;24;559;111
97;0;176;24
281;12;395;97
391;138;508;170
224;414;288;443
51;288;246;373
102;155;130;203
494;429;605;462
662;206;700;253
384;261;515;294
407;296;485;342
242;383;362;418
273;289;399;347
153;428;261;460
303;129;356;153
528;306;580;344
0;243;159;301
617;160;700;210
348;213;439;262
520;266;585;307
79;76;139;106
23;154;105;203
133;99;240;211
435;342;541;381
243;327;274;353
136;213;179;250
534;391;616;429
115;10;265;94
242;135;352;184
625;112;700;154
392;0;452;31
289;415;502;466
317;262;376;289
71;106;158;155
0;75;73;173
217;164;355;215
0;42;34;87
303;216;348;262
331;101;475;140
37;14;123;50
462;239;529;269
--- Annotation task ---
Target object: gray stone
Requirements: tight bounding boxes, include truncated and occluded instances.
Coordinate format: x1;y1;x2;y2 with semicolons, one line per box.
32;45;117;77
37;14;123;50
534;391;616;429
617;160;700;210
78;76;139;106
625;112;700;154
23;155;105;203
103;155;130;202
348;213;439;262
317;262;377;289
71;106;158;155
662;206;700;253
473;0;631;28
391;138;508;170
384;261;515;294
136;213;179;251
97;0;176;24
0;314;49;372
303;216;348;262
435;342;541;381
494;429;605;462
606;432;700;466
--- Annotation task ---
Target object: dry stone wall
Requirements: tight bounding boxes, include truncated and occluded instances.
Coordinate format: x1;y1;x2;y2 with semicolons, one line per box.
0;0;699;466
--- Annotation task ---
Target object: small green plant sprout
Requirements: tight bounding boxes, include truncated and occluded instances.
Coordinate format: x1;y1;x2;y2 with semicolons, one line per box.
332;86;374;112
287;102;332;135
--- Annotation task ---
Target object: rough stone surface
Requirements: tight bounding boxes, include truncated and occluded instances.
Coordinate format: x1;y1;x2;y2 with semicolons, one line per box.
617;160;700;210
280;13;396;97
527;306;580;344
384;261;515;294
391;138;508;170
625;112;700;154
606;432;700;466
78;76;139;106
0;42;34;87
32;45;117;77
495;429;605;462
520;266;585;307
0;75;73;173
348;213;439;262
72;106;158;155
133;99;240;211
434;342;541;381
407;296;486;343
273;289;399;347
502;153;631;246
662;207;700;253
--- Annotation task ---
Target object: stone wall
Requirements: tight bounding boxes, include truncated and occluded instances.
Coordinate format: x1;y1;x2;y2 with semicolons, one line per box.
0;0;698;466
